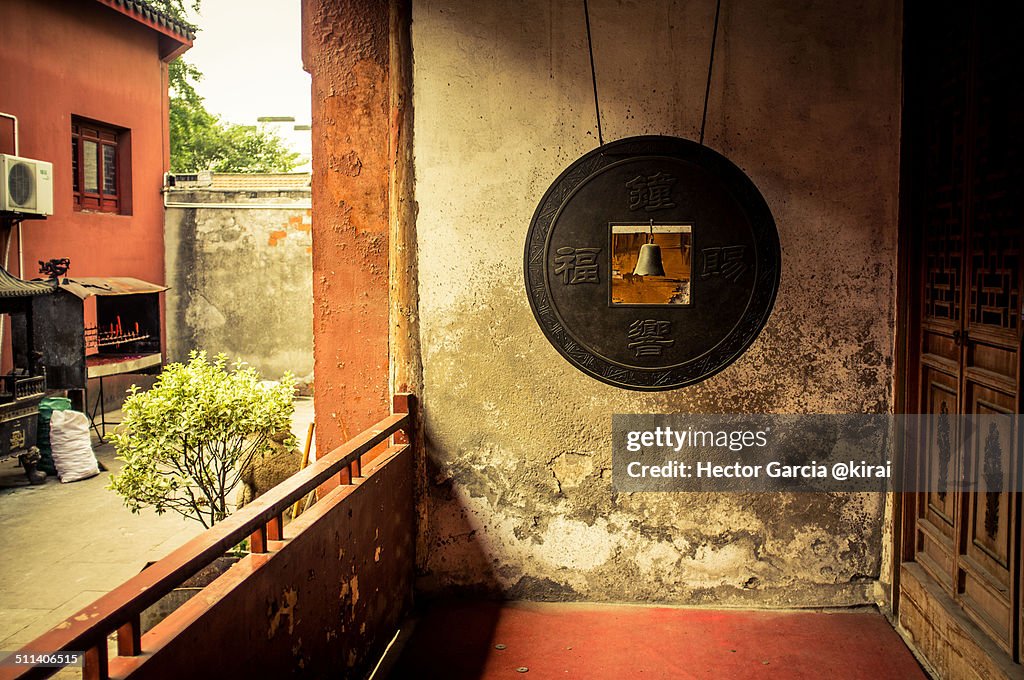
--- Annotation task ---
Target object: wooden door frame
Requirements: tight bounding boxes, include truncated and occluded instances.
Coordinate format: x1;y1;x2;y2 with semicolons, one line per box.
894;2;1024;670
892;0;921;615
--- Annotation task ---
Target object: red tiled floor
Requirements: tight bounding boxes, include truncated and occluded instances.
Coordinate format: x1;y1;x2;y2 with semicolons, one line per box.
386;601;928;679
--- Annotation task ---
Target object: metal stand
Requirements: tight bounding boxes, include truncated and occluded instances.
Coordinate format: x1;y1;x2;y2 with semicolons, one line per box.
87;375;121;443
83;353;160;443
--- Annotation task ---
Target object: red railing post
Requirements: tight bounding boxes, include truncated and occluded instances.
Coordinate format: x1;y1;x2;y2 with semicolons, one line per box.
250;524;268;554
83;643;108;680
337;466;351;486
267;514;283;542
392;393;415;446
116;614;141;657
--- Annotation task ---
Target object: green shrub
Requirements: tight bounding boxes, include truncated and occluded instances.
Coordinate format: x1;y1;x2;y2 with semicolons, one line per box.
110;351;296;528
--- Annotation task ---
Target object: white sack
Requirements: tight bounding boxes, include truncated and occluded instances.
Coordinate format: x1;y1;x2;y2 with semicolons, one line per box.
49;409;100;483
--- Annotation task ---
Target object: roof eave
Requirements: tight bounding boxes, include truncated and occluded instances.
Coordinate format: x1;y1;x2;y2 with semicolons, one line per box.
159;34;192;62
93;0;195;62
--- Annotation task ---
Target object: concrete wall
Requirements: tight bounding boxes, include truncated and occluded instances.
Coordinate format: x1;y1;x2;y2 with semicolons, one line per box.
164;186;314;381
411;0;901;606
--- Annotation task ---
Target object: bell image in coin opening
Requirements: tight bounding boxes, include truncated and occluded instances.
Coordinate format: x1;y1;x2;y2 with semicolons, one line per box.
612;223;692;305
633;241;666;277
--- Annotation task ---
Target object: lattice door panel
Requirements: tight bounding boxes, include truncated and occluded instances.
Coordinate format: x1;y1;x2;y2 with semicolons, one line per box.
920;7;969;327
967;7;1022;339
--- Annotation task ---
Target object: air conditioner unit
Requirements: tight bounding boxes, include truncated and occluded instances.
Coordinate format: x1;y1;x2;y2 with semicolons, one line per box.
0;154;53;217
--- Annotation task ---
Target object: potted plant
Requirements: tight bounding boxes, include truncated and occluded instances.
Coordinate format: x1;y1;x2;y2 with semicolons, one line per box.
108;351;296;630
109;350;296;528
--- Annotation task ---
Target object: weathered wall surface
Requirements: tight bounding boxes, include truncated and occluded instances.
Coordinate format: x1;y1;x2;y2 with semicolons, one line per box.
165;188;313;381
412;0;901;605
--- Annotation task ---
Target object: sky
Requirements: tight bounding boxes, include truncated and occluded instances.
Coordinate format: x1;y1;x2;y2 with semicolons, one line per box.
183;0;311;163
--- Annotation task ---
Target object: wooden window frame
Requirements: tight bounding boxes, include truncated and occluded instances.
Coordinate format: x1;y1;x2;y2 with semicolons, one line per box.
72;118;130;214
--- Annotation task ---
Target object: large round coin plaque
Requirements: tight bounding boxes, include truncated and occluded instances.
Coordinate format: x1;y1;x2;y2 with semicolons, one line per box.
524;136;781;391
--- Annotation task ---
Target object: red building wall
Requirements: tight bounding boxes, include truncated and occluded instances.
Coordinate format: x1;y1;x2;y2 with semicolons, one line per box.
0;0;175;283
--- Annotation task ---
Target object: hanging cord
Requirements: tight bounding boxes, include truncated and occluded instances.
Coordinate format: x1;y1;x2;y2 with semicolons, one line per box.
699;0;723;145
583;0;604;146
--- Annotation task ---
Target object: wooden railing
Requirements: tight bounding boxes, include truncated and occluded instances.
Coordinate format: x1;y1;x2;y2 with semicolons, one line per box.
1;394;416;680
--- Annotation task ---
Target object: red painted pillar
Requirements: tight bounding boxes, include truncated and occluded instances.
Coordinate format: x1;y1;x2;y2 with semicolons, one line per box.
302;0;392;462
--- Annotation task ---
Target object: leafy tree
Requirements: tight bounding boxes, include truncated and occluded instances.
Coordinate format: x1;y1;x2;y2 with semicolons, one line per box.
109;352;297;528
168;62;301;173
144;0;303;173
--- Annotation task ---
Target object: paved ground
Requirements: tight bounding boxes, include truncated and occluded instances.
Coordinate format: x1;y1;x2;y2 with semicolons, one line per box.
386;601;929;679
0;396;315;652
